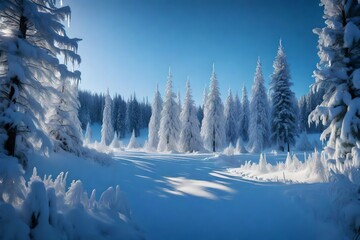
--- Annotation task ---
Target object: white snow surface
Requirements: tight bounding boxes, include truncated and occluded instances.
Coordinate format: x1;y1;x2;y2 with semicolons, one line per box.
14;127;344;239
27;148;344;240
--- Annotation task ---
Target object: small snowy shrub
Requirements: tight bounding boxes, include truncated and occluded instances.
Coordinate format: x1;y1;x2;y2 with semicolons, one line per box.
0;168;141;240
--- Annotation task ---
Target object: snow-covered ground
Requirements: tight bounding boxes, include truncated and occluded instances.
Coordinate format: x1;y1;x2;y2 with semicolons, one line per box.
28;147;343;239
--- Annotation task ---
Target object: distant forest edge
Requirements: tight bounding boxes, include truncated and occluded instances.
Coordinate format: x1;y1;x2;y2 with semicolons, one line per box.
78;86;324;138
78;90;151;138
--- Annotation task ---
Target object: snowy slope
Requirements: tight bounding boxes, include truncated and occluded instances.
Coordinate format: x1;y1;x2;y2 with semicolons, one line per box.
28;149;343;240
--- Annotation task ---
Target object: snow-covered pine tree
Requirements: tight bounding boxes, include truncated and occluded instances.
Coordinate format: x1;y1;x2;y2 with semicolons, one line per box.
0;0;81;157
84;122;92;144
110;132;121;148
239;85;250;142
47;78;83;155
249;58;270;153
270;40;298;152
234;92;241;140
126;94;140;137
298;96;308;133
127;129;138;149
157;68;181;152
224;89;237;145
201;64;226;152
101;89;114;146
116;96;127;138
202;85;208;109
309;0;360;159
148;84;163;150
179;79;203;152
197;85;208;127
177;91;182;116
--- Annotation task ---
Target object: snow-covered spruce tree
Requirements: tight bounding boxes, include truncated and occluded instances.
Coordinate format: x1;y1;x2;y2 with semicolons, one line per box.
298;96;308;133
127;129;138;149
101;89;114;146
126;94;140;137
197;85;208;127
84;122;92;144
47;78;83;155
201;64;226;152
249;58;270;153
179;79;203;152
239;85;250;142
147;84;163;150
224;89;237;145
234;92;241;139
0;0;81;157
177;91;182;116
309;0;360;159
157;69;181;152
270;40;298;152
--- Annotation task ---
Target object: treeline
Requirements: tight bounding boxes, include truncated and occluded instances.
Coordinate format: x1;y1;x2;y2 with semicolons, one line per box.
146;42;325;153
78;90;151;138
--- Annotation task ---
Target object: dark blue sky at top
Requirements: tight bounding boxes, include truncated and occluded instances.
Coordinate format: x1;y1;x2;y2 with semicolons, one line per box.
67;0;324;104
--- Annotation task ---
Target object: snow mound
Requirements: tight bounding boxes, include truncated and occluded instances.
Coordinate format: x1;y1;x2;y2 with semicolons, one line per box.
0;157;142;240
228;151;330;183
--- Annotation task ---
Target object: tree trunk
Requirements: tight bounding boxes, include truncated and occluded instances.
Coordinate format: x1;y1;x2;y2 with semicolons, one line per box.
4;81;18;156
287;142;290;153
4;125;16;156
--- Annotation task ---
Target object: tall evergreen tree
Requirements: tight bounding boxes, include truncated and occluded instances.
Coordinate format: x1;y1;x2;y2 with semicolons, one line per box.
126;94;140;137
47;78;83;155
239;85;250;142
179;80;203;152
234;92;241;140
224;89;237;145
116;96;127;138
309;0;360;159
298;96;308;133
201;64;226;152
157;69;181;152
101;90;114;146
84;122;92;144
249;58;270;153
148;84;163;150
0;0;81;157
270;40;298;152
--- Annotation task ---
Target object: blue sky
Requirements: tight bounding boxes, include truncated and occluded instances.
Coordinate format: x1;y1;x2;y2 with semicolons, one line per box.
67;0;324;104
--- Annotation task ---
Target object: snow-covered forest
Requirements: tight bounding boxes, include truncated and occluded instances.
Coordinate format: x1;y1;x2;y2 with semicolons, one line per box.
1;0;360;239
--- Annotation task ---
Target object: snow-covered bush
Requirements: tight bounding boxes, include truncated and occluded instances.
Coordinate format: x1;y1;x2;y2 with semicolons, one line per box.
0;167;141;240
127;130;138;149
235;138;248;154
229;150;330;183
110;132;121;149
223;143;235;156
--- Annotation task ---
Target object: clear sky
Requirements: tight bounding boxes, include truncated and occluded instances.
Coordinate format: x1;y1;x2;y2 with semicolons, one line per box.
66;0;324;104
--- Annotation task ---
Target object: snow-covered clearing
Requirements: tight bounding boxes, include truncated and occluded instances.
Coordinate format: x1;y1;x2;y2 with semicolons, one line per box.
29;148;343;240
